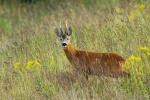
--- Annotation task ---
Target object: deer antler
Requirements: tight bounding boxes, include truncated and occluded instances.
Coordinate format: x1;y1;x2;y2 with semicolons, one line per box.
65;21;72;36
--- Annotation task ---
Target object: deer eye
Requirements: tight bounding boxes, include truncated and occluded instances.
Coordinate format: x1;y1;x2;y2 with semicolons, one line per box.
60;38;63;41
67;38;69;40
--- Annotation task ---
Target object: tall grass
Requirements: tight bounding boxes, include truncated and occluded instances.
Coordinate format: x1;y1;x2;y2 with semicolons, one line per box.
0;0;150;99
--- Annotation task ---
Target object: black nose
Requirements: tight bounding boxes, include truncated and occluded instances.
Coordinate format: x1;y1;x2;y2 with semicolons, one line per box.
62;43;67;46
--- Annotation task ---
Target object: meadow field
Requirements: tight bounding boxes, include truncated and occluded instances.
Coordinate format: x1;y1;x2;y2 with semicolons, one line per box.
0;0;150;99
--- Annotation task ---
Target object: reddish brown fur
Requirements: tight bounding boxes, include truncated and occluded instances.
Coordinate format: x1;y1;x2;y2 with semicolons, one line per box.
64;42;130;79
55;26;130;79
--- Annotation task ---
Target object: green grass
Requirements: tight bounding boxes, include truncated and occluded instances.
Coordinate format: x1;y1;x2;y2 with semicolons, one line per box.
0;0;150;99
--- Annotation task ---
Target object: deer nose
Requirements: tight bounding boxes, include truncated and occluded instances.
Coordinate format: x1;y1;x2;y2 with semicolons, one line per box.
62;43;67;47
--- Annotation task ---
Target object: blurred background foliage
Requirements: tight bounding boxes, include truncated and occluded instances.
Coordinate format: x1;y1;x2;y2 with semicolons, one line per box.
0;0;150;99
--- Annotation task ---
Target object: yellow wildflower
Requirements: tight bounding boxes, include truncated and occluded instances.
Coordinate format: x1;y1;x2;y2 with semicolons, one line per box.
25;61;34;70
13;60;41;71
25;60;41;70
139;46;149;51
128;55;141;62
135;4;145;11
14;62;21;69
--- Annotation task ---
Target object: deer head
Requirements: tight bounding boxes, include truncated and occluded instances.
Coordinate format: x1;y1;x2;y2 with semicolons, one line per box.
55;26;72;48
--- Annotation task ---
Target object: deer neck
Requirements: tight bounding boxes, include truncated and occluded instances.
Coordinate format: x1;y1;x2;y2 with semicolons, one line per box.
63;42;76;56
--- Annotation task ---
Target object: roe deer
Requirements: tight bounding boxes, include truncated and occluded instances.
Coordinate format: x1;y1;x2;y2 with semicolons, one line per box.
55;26;130;79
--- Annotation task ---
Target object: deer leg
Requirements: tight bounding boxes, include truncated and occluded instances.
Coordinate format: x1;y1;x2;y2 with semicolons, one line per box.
120;71;131;78
83;66;92;80
83;71;89;80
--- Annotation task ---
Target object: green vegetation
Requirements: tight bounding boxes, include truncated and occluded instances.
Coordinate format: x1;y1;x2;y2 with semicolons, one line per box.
0;0;150;99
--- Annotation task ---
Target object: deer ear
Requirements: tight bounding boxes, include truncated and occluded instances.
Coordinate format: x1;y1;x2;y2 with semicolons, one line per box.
66;26;72;36
55;28;62;37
